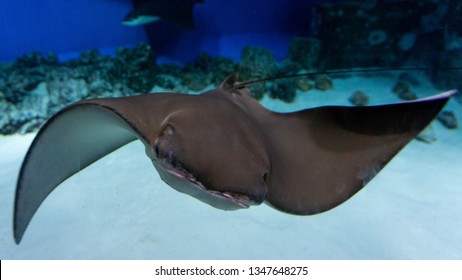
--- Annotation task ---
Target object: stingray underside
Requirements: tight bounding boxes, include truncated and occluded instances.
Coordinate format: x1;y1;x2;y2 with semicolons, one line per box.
13;101;145;243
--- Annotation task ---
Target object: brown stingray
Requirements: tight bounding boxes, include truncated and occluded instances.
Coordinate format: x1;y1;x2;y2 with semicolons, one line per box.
13;73;455;243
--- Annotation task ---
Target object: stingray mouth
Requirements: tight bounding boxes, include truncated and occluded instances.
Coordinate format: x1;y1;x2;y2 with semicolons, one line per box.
151;151;253;210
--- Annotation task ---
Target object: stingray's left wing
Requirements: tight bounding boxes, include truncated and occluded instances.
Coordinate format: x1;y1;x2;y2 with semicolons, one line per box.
262;90;455;215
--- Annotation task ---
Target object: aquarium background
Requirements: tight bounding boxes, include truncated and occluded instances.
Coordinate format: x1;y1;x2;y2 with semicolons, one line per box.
0;0;314;62
0;0;461;259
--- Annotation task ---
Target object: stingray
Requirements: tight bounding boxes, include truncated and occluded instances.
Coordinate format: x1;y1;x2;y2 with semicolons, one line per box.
122;0;203;28
13;73;455;244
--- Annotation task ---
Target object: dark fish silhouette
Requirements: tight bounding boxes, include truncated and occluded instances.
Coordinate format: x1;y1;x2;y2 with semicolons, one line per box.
13;73;455;243
122;0;203;28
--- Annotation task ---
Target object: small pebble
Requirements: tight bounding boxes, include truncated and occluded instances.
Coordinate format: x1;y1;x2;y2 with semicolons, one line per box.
392;80;417;100
416;126;437;143
294;77;313;91
349;90;369;106
437;111;458;129
314;75;333;91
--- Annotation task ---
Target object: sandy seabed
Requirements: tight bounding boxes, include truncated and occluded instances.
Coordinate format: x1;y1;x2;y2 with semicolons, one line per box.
0;75;461;259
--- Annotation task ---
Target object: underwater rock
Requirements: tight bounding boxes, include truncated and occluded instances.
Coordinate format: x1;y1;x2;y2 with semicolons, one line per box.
182;53;238;90
10;83;50;134
182;53;213;91
0;82;48;135
154;74;184;91
13;51;58;68
437;111;458;129
314;75;333;91
208;56;238;86
77;49;105;65
269;79;297;103
313;1;449;69
3;70;45;104
278;58;302;77
153;64;187;92
0;43;157;135
392;80;409;94
398;90;417;101
286;37;321;70
112;43;156;93
0;97;11;134
416;125;437;143
156;63;183;77
239;46;277;99
349;90;369;106
294;76;313;92
2;55;50;104
246;83;267;100
239;46;277;80
46;69;89;115
392;80;417;100
182;71;210;92
20;82;49;119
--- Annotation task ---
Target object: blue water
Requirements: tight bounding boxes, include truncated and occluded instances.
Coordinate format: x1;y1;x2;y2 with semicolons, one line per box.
1;0;461;260
0;0;318;62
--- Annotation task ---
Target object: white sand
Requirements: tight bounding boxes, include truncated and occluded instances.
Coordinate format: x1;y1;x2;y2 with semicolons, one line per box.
0;75;461;259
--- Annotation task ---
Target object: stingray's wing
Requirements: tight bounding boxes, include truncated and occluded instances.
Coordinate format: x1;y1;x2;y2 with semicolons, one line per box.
14;94;174;244
264;90;455;215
